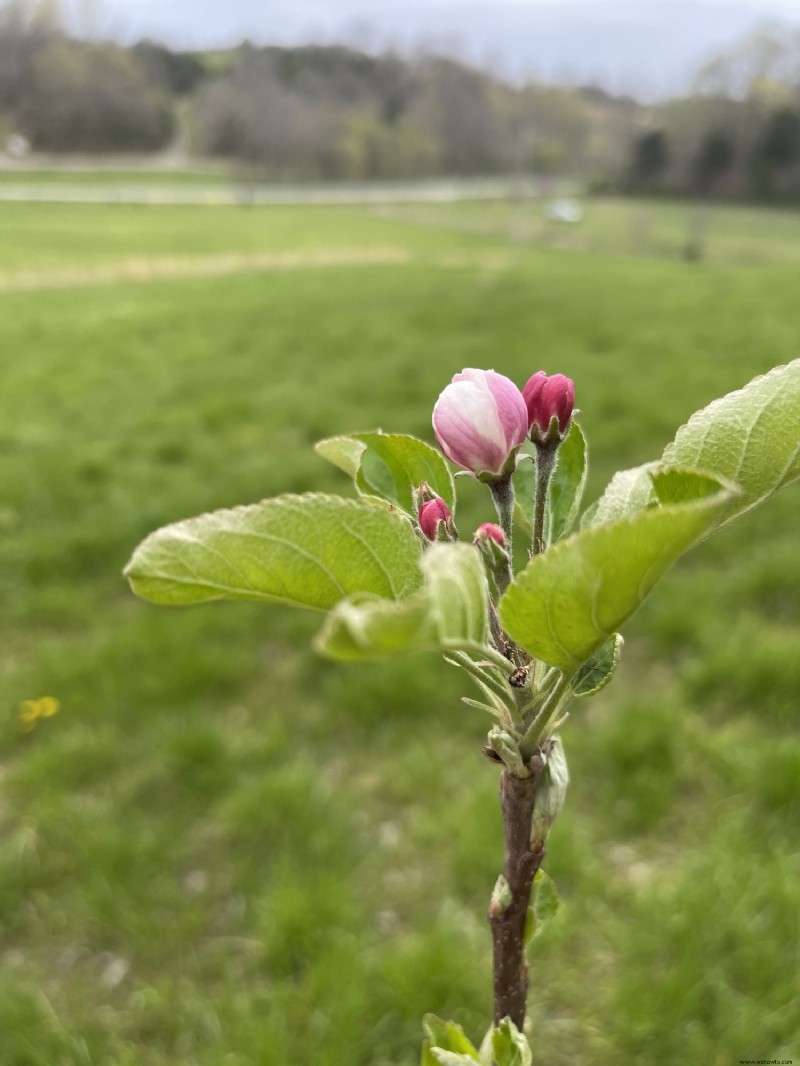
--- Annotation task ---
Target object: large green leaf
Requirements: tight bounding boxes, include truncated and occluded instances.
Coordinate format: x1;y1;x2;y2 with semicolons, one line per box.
583;463;657;527
125;493;422;610
662;359;800;531
513;422;588;544
316;432;455;513
315;542;490;660
498;471;737;670
587;361;800;531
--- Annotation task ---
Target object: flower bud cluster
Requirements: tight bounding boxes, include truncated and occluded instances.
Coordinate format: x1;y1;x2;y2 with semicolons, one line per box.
432;369;529;481
433;368;575;478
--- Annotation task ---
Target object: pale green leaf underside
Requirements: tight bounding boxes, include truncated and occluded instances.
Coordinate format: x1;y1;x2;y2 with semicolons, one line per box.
315;542;490;660
584;462;657;527
573;634;624;698
662;358;800;531
588;360;800;531
316;431;455;514
125;493;422;610
499;471;736;670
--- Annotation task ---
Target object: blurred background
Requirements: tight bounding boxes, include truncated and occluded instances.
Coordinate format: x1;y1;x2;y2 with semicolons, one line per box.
1;1;799;1063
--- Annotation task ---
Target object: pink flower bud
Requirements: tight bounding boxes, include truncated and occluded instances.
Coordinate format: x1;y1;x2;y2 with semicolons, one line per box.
523;372;575;442
475;522;505;547
418;497;452;541
432;368;529;479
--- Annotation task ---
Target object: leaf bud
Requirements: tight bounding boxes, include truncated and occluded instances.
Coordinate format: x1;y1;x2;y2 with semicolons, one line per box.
488;874;514;919
530;736;569;843
487;726;526;776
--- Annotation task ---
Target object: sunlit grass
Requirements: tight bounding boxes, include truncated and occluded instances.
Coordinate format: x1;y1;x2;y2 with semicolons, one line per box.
373;195;800;267
0;200;798;1064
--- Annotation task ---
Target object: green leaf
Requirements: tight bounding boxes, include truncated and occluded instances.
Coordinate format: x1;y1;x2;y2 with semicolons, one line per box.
315;542;490;660
479;1027;494;1066
499;471;737;670
548;421;588;542
429;1054;481;1066
512;445;536;534
583;462;657;527
491;1019;532;1066
662;359;800;532
316;432;455;514
421;1016;480;1066
573;634;624;698
513;422;587;545
587;362;800;533
125;493;422;610
524;869;560;945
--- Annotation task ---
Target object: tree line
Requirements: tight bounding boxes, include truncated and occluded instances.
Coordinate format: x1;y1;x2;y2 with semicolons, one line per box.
0;2;635;180
2;1;800;201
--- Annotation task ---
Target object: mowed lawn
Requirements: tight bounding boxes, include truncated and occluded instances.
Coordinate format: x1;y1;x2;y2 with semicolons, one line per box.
1;199;799;1066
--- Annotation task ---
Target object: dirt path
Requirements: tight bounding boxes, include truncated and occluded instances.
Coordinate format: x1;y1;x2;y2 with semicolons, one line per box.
0;247;413;293
0;246;514;294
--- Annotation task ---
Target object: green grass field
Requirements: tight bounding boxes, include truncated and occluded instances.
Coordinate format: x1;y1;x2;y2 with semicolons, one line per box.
1;197;798;1065
374;195;800;267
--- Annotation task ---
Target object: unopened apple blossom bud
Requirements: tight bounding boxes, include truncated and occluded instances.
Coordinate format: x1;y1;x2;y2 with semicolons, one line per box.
418;496;452;541
523;372;575;445
433;368;528;481
475;522;505;546
474;523;511;594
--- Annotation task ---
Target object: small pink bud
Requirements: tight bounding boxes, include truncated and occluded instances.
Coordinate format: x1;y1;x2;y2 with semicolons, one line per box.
418;497;452;541
433;368;528;479
523;372;575;443
475;522;505;547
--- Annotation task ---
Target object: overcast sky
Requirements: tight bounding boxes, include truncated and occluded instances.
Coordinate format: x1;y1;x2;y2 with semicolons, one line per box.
62;0;800;97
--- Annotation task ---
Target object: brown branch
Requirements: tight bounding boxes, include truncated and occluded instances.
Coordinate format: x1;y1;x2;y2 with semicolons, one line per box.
487;769;546;1030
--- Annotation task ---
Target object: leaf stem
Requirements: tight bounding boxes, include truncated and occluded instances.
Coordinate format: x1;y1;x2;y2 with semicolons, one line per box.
520;670;574;759
448;650;521;729
487;595;507;654
489;476;516;592
532;444;559;556
460;642;515;675
448;651;510;698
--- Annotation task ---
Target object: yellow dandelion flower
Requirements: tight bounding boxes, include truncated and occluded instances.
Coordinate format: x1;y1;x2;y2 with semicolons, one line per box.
37;696;60;718
18;696;60;732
